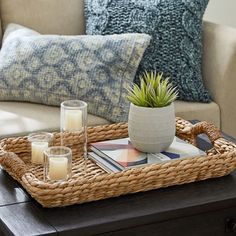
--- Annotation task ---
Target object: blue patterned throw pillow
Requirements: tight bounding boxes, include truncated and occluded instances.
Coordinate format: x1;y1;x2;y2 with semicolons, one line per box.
85;0;211;102
0;24;151;122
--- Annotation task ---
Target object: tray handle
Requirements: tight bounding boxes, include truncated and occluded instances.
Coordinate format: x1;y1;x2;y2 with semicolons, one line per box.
0;144;6;164
0;149;27;179
192;121;222;144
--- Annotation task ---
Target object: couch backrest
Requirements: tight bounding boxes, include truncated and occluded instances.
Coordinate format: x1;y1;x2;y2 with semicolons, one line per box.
0;0;85;38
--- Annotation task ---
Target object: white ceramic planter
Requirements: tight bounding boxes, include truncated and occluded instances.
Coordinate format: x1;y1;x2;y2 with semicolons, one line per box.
128;103;175;153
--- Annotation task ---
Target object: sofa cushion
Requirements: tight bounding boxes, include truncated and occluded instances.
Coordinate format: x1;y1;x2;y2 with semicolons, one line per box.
0;24;151;123
0;0;85;35
85;0;211;103
175;100;220;128
0;102;110;138
0;101;220;138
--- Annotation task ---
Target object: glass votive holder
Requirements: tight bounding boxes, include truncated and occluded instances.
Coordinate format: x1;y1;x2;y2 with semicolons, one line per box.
44;146;72;181
60;100;88;158
28;132;53;164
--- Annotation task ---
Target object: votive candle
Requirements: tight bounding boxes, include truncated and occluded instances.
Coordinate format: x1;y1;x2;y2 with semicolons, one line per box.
31;141;48;164
44;146;72;182
28;132;53;165
48;157;68;181
64;110;83;131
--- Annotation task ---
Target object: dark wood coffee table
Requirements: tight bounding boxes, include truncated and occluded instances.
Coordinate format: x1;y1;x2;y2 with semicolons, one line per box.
0;122;236;236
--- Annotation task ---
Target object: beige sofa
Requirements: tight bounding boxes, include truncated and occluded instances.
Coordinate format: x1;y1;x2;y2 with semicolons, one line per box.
0;0;235;138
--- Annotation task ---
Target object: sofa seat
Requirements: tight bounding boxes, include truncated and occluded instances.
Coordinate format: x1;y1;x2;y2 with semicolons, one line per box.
0;101;220;138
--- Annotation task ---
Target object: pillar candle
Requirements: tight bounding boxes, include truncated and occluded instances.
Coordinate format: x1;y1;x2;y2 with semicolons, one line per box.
64;110;82;131
48;157;68;181
31;142;48;164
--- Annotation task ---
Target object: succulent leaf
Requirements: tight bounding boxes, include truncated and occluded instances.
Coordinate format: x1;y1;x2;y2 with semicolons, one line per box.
127;71;178;107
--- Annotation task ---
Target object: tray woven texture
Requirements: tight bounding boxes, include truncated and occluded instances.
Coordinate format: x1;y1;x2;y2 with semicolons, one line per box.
0;117;236;208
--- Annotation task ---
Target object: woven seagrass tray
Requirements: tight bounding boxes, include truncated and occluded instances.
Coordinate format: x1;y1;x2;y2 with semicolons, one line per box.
0;117;236;208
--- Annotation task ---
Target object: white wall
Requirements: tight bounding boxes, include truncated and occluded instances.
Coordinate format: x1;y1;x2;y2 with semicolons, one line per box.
204;0;236;28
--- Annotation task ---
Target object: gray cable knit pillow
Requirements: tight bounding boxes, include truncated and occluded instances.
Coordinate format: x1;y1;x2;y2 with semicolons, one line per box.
0;24;151;122
85;0;211;102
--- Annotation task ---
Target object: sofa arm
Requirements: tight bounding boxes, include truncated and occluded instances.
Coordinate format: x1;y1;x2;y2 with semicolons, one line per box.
202;21;236;137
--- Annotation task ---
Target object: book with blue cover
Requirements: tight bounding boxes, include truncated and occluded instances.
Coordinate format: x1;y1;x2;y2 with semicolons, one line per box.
90;137;206;171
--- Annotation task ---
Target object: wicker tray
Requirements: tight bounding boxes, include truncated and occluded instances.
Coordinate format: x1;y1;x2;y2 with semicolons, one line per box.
0;117;236;208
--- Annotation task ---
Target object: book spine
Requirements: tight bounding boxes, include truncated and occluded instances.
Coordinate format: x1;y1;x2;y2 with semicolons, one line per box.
90;146;125;170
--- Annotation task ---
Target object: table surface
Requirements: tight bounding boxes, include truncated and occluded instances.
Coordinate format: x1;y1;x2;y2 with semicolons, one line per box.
0;124;236;236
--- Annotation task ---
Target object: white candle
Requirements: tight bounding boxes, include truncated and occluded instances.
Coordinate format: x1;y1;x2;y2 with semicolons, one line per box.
31;142;48;164
64;110;83;131
48;157;68;180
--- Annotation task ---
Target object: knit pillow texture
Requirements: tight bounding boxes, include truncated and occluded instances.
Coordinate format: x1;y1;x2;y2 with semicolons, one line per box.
0;24;151;122
85;0;211;102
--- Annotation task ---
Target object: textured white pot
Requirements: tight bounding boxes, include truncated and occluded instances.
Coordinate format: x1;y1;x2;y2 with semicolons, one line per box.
128;103;175;153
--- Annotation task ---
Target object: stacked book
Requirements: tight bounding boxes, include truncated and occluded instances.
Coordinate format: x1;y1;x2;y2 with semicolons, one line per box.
88;137;206;173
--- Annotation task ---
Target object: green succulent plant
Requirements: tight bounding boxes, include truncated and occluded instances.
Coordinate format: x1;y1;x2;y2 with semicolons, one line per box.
127;71;178;108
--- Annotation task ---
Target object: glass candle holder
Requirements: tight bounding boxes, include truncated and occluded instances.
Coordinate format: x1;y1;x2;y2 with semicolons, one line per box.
60;100;88;158
44;146;72;181
28;132;53;164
